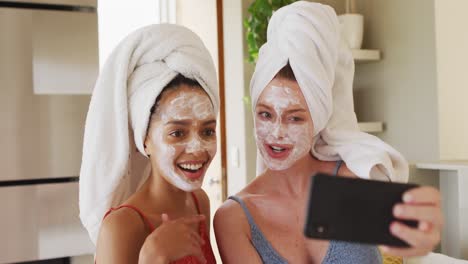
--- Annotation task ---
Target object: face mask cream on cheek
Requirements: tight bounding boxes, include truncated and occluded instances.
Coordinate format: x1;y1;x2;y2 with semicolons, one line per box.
151;126;202;191
256;121;313;170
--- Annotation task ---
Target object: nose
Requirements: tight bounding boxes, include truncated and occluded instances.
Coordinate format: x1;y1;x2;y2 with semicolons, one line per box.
272;120;287;139
186;136;203;154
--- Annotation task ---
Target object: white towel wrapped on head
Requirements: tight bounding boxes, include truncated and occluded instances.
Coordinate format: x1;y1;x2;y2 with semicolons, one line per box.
250;1;408;182
79;24;219;244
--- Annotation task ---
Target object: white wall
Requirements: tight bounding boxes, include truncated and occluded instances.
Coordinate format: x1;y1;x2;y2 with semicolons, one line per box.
353;0;440;164
176;0;218;70
434;0;468;160
354;0;468;163
222;0;251;195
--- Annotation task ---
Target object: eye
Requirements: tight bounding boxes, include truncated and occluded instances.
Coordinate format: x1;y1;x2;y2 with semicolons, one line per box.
289;116;304;122
169;130;185;138
203;128;216;137
258;111;272;119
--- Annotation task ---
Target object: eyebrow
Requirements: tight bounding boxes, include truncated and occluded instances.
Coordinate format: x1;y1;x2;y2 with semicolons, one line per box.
284;108;307;114
165;120;191;126
257;103;306;114
164;119;217;126
256;103;273;110
203;120;217;126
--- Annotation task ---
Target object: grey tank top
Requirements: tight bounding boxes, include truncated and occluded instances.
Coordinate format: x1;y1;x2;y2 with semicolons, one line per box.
229;161;382;264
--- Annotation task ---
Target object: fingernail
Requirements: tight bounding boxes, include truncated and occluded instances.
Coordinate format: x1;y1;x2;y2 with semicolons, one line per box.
394;205;403;216
391;223;401;233
420;221;429;231
403;193;412;203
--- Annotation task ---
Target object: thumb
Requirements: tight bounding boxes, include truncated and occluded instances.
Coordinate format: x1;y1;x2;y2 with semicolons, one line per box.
161;213;170;222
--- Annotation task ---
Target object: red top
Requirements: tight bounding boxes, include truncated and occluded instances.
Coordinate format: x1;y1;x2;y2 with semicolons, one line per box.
100;192;216;264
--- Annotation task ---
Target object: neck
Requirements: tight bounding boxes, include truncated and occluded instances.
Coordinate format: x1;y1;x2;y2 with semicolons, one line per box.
140;166;191;213
264;153;321;197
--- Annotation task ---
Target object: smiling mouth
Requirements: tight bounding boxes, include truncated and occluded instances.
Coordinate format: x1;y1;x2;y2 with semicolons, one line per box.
177;162;205;172
176;161;207;180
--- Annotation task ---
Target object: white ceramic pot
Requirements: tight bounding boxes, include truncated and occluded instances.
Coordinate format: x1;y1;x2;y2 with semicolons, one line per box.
338;13;364;49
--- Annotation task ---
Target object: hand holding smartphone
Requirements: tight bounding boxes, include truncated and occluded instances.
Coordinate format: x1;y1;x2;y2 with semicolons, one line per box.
304;174;418;247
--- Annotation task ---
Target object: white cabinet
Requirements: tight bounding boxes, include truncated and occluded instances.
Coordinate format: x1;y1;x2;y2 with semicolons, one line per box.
0;5;95;262
32;8;98;94
11;0;96;7
0;182;94;263
0;1;99;94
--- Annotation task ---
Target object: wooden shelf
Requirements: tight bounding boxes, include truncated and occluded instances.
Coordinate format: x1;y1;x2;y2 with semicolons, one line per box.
353;50;382;132
352;49;381;63
358;122;383;133
416;161;468;171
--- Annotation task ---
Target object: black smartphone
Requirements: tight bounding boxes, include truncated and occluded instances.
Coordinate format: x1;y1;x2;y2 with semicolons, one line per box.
304;173;419;247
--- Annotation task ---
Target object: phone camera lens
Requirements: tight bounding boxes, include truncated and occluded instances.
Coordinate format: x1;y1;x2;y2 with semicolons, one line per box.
317;225;325;233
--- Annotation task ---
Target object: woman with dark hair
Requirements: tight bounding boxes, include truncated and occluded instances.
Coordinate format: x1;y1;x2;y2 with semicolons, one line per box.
80;24;219;264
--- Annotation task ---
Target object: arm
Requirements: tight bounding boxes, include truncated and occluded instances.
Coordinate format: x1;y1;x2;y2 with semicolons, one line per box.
96;206;206;264
214;200;263;264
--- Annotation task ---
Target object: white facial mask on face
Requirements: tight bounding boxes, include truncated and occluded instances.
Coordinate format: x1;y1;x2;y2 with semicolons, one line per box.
255;85;313;171
150;90;216;191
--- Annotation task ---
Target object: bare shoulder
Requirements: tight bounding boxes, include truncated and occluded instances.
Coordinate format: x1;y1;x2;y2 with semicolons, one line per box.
214;199;249;248
95;207;148;262
99;206;148;237
214;194;263;263
338;162;358;178
214;175;265;232
215;198;241;217
214;196;250;235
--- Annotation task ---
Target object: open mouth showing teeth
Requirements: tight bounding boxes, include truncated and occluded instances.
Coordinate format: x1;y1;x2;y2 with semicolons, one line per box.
270;146;286;153
178;163;204;172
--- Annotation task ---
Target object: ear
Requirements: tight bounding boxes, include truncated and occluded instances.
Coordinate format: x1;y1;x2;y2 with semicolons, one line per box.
144;135;152;156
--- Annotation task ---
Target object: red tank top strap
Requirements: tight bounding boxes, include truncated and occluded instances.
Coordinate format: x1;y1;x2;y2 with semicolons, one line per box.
191;192;201;214
103;205;155;231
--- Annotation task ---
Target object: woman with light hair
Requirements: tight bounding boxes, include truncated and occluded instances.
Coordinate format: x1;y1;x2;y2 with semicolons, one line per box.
215;2;442;263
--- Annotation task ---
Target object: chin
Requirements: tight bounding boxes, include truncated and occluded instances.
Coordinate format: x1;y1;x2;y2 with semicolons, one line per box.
175;175;204;192
177;182;203;192
266;163;292;171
